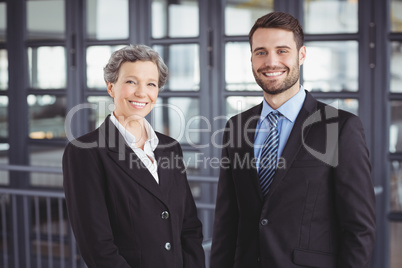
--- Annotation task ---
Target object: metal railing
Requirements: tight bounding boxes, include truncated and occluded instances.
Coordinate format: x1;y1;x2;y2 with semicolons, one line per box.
0;188;86;268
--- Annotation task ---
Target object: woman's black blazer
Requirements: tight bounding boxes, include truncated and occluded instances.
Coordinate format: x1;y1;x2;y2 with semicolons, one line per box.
63;116;205;268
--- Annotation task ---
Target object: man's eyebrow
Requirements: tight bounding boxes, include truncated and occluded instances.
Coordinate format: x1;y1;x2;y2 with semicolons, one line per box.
252;47;265;53
276;45;291;49
252;45;292;53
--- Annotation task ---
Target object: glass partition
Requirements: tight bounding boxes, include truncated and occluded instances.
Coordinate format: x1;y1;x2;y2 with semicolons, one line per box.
26;0;65;40
0;2;6;42
303;41;358;92
225;42;258;91
29;145;64;187
152;97;200;145
0;96;7;138
154;44;200;91
225;0;273;36
152;0;199;38
87;96;114;130
182;151;202;176
391;42;402;93
391;0;402;32
226;96;262;118
86;45;125;89
390;101;402;153
0;49;7;90
28;46;66;89
0;143;8;185
390;161;402;212
304;0;358;34
86;0;129;40
28;95;66;139
317;98;359;116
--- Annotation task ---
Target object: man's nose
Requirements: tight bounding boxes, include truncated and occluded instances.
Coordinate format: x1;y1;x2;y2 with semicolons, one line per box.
264;52;278;66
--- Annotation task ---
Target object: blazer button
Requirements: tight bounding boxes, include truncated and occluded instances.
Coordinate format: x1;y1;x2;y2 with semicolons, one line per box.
165;242;171;251
260;219;269;226
161;211;170;220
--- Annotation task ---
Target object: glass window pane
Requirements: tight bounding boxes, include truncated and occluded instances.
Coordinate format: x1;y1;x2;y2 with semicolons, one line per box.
391;0;402;32
225;0;273;36
28;46;66;89
317;98;359;115
226;42;259;91
0;3;6;42
390;161;402;212
28;95;66;139
0;143;9;185
303;41;358;92
391;42;402;93
86;0;129;40
390;222;402;268
226;96;262;118
30;172;63;187
87;45;125;89
29;145;63;187
154;44;200;91
183;151;201;176
27;0;65;40
0;96;7;138
390;101;402;153
151;97;200;145
87;96;114;130
304;0;358;34
152;0;199;38
0;49;8;90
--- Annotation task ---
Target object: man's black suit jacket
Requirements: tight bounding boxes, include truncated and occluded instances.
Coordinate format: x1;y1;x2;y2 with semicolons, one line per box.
63;116;205;268
210;91;376;268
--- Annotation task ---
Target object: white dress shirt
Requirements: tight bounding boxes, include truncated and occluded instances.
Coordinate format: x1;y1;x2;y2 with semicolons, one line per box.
110;113;160;183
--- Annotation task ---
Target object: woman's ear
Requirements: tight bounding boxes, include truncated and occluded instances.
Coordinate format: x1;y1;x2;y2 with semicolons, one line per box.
106;82;114;98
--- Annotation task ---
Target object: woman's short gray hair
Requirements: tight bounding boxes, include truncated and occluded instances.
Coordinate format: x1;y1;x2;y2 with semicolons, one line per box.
103;44;168;89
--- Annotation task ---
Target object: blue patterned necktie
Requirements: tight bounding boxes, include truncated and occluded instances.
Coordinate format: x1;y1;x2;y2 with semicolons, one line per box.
258;112;281;196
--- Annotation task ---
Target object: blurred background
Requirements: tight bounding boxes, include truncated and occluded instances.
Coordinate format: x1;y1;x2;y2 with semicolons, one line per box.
0;0;401;267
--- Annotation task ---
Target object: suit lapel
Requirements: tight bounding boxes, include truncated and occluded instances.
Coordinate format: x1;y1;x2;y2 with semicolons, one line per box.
265;91;318;201
154;136;175;199
101;116;167;204
242;104;264;201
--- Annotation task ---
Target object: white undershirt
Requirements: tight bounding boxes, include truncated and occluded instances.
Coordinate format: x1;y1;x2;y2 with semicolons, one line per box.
109;113;160;183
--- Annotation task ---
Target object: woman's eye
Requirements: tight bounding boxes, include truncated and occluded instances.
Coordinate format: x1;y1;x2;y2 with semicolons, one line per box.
148;83;157;87
127;80;135;84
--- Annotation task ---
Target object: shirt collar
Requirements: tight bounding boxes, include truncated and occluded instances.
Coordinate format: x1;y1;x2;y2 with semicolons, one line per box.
110;113;159;151
260;85;306;123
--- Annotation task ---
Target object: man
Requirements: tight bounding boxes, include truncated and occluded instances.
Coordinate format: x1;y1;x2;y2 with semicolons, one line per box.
210;11;376;268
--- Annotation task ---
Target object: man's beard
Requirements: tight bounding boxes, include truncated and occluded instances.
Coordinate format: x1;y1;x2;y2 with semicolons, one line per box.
252;62;300;95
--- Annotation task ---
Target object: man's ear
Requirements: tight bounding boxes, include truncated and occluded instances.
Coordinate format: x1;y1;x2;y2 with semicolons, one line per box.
106;82;114;98
299;46;306;66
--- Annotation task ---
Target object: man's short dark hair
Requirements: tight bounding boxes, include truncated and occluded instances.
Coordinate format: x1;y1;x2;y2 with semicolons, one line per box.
249;11;304;50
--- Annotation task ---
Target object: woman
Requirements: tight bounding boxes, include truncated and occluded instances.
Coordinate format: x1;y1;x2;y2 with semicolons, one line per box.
63;45;205;268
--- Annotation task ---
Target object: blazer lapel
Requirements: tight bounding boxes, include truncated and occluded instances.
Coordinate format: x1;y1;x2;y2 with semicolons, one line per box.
265;92;318;201
100;116;167;204
243;103;265;201
153;136;176;199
